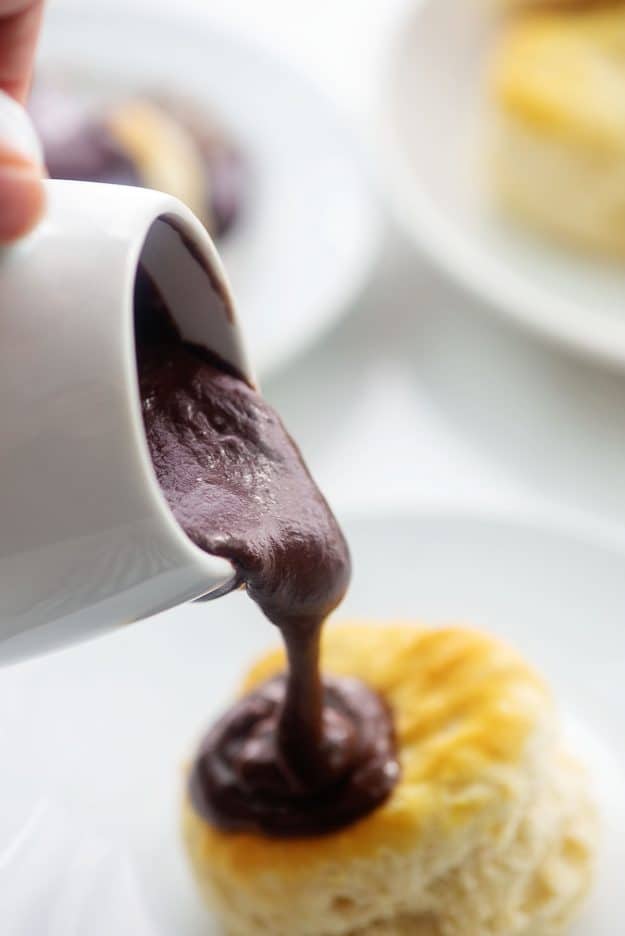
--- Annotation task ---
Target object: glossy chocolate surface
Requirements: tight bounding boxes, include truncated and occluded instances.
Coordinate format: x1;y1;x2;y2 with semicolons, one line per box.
136;269;399;837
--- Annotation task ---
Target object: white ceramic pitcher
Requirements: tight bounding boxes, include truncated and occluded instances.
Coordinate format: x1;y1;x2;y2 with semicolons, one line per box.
0;97;252;663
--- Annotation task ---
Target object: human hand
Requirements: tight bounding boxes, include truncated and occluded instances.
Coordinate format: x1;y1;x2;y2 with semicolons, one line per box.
0;0;44;241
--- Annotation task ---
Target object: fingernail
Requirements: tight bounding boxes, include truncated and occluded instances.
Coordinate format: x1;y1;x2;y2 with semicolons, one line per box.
0;90;43;166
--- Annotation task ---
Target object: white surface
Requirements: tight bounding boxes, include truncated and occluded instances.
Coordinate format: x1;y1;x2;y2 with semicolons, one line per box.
1;509;624;934
382;0;625;369
1;802;156;936
0;181;238;661
264;234;625;529
40;1;381;379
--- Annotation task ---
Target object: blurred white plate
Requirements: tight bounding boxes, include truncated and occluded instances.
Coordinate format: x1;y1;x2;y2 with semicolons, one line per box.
38;1;380;378
0;507;623;933
382;0;625;368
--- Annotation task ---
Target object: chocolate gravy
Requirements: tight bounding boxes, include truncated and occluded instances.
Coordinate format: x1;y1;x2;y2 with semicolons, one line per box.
135;269;399;837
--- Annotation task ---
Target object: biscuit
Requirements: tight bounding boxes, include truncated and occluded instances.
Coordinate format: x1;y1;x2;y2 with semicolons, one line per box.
488;5;625;256
182;624;596;935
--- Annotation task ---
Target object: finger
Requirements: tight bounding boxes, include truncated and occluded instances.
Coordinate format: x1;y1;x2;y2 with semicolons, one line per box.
0;0;43;102
0;90;44;241
0;2;45;241
0;145;44;240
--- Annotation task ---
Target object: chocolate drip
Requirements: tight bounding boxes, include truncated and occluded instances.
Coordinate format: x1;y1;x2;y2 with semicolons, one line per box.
135;269;399;837
189;675;398;837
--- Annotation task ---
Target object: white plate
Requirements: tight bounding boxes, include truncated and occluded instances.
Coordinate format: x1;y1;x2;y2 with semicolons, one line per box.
37;1;381;379
0;507;623;933
382;0;625;369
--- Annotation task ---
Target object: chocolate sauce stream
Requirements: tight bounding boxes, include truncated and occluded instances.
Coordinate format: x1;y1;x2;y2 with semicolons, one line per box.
135;268;399;836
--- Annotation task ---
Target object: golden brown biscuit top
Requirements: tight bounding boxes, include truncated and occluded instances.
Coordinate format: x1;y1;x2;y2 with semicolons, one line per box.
191;624;551;876
490;6;625;151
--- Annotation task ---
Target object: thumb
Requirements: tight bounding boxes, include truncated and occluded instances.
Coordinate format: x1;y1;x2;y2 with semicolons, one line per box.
0;89;44;242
